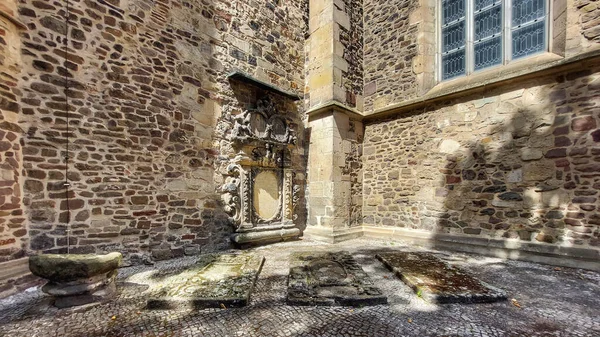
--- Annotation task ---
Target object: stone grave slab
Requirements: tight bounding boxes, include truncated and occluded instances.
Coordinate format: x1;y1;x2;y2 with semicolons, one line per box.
144;254;264;309
287;251;387;306
376;251;507;304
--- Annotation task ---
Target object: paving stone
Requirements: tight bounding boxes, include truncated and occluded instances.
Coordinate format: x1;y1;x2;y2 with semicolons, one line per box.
287;251;387;306
0;238;599;336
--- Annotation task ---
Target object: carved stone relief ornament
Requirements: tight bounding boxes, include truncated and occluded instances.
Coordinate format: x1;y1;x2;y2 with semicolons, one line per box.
222;97;300;245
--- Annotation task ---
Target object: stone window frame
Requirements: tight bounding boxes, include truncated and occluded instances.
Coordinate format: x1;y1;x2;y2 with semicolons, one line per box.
413;0;567;94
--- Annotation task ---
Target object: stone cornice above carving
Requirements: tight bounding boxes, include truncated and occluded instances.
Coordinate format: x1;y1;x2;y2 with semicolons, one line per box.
227;70;302;101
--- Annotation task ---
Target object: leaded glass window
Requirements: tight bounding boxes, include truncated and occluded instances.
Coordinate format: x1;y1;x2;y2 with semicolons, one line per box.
511;0;546;59
474;0;502;70
441;0;466;80
440;0;548;80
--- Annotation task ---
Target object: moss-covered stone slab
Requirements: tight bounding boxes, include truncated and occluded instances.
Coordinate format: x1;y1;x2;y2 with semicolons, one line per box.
287;251;387;306
376;252;507;304
143;254;264;309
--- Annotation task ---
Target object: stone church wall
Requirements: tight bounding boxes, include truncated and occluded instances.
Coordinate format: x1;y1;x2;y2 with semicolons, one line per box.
363;0;419;112
11;0;306;261
0;1;26;262
338;0;363;109
363;63;600;250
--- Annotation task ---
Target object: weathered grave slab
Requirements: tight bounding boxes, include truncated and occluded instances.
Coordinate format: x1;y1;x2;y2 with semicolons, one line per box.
287;251;387;306
376;251;507;304
142;254;264;309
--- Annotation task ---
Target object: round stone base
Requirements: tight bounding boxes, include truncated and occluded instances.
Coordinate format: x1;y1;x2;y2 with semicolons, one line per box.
53;281;117;308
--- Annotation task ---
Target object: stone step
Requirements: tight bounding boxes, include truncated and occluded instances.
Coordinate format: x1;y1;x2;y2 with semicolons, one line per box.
0;257;31;283
0;257;41;299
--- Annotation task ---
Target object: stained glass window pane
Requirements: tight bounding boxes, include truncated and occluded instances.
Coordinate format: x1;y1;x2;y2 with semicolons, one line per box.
441;0;466;80
474;5;502;41
442;21;466;53
442;0;466;25
512;0;545;27
475;36;502;70
512;20;545;59
442;49;466;80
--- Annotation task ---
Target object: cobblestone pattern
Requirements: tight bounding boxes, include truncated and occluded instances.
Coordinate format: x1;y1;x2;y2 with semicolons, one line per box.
577;0;600;42
0;1;26;262
363;0;419;112
338;0;363;108
0;238;599;336
363;64;600;248
14;0;306;259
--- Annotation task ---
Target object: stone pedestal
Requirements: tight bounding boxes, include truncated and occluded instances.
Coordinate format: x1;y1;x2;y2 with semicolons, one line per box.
29;252;122;308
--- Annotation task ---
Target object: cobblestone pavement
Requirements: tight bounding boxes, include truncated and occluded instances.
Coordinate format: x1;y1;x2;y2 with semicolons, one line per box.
1;238;599;337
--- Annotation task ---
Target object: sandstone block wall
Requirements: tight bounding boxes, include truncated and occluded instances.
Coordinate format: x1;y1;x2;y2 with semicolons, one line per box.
363;64;600;249
8;0;306;261
363;0;600;113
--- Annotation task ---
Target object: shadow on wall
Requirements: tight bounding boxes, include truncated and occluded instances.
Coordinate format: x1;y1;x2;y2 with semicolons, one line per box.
432;69;600;252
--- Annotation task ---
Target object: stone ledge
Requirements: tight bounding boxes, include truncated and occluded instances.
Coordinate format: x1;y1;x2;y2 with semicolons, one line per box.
0;257;41;299
0;257;30;282
305;100;364;121
362;226;600;272
361;48;600;120
231;228;300;246
302;226;364;244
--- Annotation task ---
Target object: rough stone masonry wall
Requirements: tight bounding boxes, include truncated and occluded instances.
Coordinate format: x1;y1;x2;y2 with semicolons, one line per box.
0;1;26;263
578;0;600;43
362;0;418;112
15;0;306;260
363;63;600;249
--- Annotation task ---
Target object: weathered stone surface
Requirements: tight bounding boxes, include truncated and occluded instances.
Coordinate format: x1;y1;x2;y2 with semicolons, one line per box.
376;251;507;304
29;252;122;308
134;253;264;309
1;239;600;336
29;252;122;282
287;251;387;306
7;0;307;261
363;64;600;249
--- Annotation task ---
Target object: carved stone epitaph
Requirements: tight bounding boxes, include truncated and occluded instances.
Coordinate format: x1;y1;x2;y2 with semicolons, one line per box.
222;98;300;245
